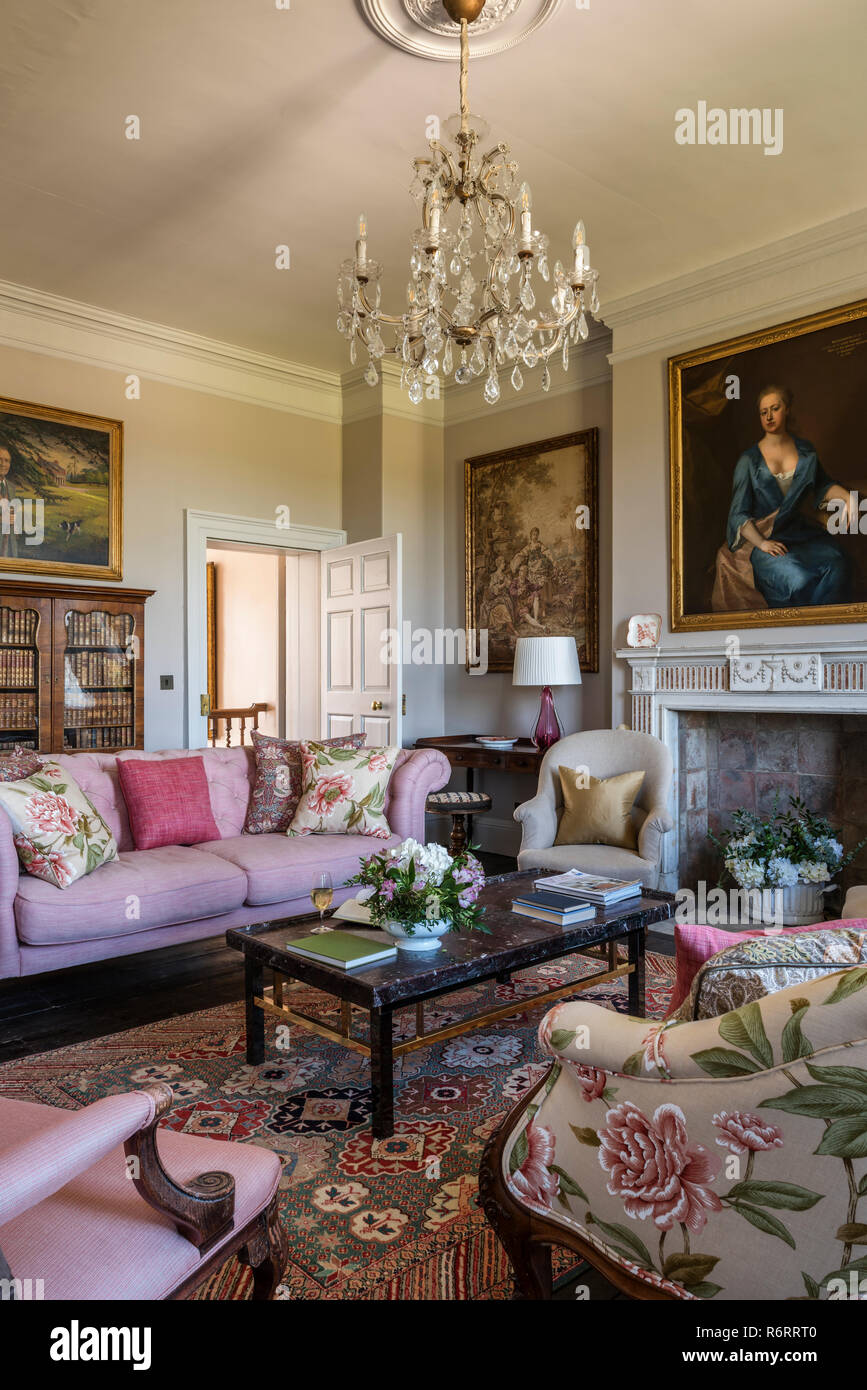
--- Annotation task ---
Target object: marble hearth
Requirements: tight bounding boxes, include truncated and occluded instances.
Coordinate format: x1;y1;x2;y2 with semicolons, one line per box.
617;642;867;895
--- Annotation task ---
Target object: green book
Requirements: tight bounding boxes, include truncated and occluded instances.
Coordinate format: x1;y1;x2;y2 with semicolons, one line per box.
283;930;397;970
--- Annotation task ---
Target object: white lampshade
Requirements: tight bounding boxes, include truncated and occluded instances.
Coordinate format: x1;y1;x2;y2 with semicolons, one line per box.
512;636;582;687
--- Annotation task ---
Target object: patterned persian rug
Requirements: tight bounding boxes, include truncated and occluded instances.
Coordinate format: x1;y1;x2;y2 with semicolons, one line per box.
0;949;674;1300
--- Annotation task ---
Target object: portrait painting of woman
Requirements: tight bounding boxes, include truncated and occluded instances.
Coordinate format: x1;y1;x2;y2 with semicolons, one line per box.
669;299;867;631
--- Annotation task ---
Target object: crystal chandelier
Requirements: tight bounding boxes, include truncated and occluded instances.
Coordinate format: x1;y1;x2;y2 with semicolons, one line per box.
337;0;601;406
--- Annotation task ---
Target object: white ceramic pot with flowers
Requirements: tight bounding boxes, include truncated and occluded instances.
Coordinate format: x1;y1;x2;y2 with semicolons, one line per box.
349;838;488;953
711;796;864;927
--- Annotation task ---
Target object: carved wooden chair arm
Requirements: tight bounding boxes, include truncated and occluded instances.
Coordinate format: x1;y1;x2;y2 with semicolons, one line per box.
124;1084;236;1255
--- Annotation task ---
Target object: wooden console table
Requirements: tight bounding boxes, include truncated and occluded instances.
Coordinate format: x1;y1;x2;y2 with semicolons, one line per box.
414;734;544;794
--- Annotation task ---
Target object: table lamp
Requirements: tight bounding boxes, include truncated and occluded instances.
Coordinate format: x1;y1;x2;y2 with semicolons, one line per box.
512;636;582;752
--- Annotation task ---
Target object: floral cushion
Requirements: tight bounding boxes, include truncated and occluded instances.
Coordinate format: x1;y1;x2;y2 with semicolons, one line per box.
0;746;42;782
502;969;867;1300
673;927;867;1021
288;743;399;839
244;731;367;835
0;760;118;889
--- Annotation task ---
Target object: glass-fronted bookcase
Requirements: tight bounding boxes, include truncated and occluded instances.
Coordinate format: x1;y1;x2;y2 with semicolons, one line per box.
0;583;153;754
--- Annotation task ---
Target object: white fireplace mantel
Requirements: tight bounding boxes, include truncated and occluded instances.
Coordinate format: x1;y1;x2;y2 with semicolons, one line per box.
616;639;867;887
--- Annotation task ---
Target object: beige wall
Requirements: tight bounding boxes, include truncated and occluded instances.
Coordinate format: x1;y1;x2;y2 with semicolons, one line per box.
442;379;613;852
0;343;342;750
609;233;867;726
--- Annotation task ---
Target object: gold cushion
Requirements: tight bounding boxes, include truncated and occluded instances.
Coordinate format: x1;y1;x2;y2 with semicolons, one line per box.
554;767;646;851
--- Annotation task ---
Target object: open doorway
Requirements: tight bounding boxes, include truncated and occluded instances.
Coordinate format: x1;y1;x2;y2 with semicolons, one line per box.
185;511;402;752
205;541;320;744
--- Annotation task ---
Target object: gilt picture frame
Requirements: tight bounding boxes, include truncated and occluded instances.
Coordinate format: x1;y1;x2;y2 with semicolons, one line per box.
669;298;867;632
0;395;123;580
465;429;599;673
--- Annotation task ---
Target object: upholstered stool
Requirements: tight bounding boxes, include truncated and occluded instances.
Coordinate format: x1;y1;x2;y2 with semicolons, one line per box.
426;790;492;856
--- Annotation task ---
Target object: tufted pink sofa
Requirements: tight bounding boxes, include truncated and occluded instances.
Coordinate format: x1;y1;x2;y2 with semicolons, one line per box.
0;745;450;980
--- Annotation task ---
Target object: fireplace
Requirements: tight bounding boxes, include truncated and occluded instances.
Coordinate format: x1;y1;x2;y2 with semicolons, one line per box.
617;642;867;896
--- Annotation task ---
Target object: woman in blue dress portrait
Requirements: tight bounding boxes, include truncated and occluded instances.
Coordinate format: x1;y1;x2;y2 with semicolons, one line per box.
713;384;855;611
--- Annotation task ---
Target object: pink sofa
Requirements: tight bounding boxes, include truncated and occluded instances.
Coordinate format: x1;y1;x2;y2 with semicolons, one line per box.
0;745;450;980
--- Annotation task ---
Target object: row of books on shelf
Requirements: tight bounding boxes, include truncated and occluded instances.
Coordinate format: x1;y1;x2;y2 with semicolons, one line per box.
0;736;36;750
0;609;37;645
66;611;134;649
66;651;133;688
64;693;133;725
0;695;36;730
65;727;134;750
511;871;643;926
0;649;36;687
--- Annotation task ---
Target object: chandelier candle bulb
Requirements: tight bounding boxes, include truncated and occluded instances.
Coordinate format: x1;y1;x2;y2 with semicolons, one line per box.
519;181;533;251
355;214;368;275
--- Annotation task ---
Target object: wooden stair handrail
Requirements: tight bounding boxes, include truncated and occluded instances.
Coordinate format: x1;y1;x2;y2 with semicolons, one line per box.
207;703;270;748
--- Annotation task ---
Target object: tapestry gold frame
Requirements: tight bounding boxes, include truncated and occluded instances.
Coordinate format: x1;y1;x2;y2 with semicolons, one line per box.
669;296;867;633
0;394;123;581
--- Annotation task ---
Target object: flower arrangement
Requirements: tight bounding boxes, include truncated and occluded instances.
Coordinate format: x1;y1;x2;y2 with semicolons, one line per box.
710;795;864;890
349;837;489;936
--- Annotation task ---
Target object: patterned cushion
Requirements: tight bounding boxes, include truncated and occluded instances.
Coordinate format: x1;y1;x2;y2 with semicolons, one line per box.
674;927;867;1021
117;755;220;851
667;920;829;1017
0;746;42;782
0;761;118;889
244;731;366;835
289;743;399;839
427;791;492;809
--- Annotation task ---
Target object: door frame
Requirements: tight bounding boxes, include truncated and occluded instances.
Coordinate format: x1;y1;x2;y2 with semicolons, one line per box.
184;509;346;748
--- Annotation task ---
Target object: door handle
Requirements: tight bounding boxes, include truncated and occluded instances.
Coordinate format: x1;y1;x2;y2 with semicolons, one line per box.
371;700;384;711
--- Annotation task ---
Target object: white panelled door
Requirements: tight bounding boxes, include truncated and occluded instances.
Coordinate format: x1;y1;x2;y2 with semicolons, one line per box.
321;535;402;747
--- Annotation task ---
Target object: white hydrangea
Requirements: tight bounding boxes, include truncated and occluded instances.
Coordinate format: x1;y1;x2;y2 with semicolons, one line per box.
814;837;843;868
797;860;831;884
765;856;800;887
728;833;758;854
388;838;453;886
725;857;765;889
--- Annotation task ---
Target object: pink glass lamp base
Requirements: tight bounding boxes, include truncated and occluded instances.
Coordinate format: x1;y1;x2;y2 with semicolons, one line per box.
531;685;563;752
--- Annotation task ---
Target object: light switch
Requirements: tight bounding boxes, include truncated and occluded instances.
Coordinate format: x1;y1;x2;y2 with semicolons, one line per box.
160;675;174;691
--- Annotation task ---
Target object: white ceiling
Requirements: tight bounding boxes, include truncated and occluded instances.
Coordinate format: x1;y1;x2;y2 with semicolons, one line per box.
0;0;864;372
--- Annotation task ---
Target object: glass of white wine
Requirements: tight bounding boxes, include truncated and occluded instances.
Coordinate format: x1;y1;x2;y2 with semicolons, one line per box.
311;871;334;932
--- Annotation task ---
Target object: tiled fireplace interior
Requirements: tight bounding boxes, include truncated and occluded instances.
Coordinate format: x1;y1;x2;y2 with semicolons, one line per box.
677;712;867;900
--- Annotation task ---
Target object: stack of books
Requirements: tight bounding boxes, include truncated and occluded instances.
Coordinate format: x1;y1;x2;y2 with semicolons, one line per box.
534;870;643;907
510;889;597;926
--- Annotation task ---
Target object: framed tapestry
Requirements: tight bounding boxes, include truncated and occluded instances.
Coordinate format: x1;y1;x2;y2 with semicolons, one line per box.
669;298;867;632
0;396;123;580
465;429;599;673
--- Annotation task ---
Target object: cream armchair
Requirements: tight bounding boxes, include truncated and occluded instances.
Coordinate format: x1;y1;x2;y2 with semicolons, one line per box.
514;729;673;888
480;969;867;1300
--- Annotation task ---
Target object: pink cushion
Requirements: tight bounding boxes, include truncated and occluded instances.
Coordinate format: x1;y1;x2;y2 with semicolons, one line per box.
117;756;220;850
667;917;867;1018
195;831;402;907
14;846;247;946
0;1096;281;1300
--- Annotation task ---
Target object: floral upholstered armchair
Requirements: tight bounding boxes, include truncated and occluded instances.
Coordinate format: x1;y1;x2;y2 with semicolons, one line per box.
480;968;867;1300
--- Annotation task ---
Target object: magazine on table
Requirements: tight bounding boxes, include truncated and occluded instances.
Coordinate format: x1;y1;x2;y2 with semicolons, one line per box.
534;869;642;904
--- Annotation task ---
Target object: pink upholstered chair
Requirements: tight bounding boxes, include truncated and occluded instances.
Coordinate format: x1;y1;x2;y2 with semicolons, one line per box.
0;1085;285;1300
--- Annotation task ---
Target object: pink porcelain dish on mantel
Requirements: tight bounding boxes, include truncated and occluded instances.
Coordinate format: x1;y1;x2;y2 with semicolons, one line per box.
626;614;662;649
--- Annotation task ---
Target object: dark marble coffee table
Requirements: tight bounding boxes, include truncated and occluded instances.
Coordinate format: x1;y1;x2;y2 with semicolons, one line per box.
227;871;675;1138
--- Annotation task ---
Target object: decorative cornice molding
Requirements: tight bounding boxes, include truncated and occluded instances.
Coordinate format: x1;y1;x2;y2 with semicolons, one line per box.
0;279;344;423
603;207;867;364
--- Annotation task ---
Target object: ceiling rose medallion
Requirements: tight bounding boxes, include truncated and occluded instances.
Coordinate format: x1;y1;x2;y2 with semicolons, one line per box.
359;0;562;61
339;0;600;406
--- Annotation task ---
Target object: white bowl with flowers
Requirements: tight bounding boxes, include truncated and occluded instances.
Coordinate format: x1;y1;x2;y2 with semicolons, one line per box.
349;838;488;952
